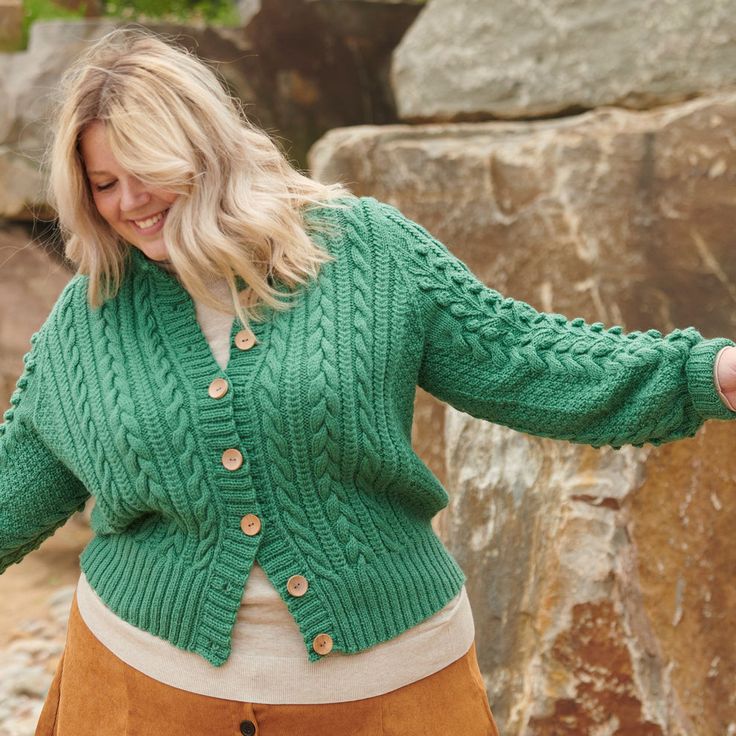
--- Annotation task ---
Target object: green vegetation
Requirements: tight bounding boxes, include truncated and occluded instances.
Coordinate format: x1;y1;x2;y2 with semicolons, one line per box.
20;0;86;49
100;0;240;25
17;0;241;50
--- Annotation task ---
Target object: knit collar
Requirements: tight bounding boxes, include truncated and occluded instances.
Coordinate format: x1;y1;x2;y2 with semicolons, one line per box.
125;245;275;387
126;245;282;295
126;245;183;288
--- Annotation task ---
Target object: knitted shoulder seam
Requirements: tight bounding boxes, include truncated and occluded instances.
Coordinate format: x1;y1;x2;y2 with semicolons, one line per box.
358;197;427;348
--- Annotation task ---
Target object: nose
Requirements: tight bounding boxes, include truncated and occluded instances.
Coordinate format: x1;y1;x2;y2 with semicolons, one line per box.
119;177;151;215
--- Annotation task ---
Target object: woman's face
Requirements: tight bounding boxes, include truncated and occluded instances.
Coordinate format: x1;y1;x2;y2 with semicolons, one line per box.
80;119;178;262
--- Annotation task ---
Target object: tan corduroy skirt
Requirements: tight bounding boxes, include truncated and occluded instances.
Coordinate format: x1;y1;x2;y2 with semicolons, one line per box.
35;590;500;736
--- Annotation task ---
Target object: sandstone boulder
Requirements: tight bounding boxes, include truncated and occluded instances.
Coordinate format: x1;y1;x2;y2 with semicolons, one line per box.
0;3;421;220
309;92;736;734
392;0;736;122
0;19;119;221
0;0;22;52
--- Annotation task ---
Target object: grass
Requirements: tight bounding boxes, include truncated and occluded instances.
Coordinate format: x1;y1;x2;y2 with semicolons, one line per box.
17;0;87;50
100;0;241;26
13;0;241;51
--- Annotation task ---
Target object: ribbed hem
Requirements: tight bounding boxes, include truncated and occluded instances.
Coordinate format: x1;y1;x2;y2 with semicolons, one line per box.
80;533;209;651
78;525;467;667
317;531;467;662
686;337;736;420
76;570;475;703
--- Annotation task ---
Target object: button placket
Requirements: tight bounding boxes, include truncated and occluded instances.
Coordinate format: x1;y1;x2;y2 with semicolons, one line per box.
207;374;242;473
206;366;260;593
200;316;270;633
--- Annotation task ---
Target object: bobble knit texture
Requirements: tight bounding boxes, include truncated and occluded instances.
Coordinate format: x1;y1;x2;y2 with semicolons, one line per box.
1;195;734;666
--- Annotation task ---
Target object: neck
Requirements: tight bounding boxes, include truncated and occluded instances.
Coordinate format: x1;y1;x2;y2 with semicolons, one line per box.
156;259;177;274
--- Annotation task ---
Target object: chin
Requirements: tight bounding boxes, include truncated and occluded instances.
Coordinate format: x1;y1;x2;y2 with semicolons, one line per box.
134;242;170;262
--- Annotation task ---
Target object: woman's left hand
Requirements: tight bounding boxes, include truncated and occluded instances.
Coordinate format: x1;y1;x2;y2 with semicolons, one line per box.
716;346;736;410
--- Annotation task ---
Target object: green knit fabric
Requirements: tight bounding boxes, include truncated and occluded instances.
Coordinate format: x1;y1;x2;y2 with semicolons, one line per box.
1;194;734;666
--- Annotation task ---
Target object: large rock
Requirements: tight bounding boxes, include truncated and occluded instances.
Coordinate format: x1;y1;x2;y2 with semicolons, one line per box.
0;3;421;220
309;92;736;734
216;0;422;163
0;150;47;221
0;0;22;52
0;20;120;221
391;0;736;122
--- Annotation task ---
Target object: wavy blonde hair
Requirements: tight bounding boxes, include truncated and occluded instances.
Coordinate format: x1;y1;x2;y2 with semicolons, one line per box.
43;25;353;333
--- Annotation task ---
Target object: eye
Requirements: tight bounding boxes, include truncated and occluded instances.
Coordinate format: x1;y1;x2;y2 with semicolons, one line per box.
95;181;115;192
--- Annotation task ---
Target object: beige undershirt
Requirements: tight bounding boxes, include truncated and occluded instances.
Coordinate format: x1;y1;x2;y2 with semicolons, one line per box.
75;261;475;704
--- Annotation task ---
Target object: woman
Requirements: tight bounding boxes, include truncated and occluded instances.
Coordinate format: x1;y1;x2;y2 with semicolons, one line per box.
0;26;733;736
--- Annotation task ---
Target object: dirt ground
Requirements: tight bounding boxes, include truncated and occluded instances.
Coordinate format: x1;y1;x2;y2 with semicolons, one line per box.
0;513;93;649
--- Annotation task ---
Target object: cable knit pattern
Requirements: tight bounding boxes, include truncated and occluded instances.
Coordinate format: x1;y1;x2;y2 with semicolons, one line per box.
365;197;736;447
0;315;89;566
1;195;734;667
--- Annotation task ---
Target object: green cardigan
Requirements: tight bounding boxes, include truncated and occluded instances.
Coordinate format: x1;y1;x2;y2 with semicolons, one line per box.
1;195;733;666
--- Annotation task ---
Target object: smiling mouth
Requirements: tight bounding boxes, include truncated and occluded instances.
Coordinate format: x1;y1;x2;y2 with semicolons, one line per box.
130;208;170;232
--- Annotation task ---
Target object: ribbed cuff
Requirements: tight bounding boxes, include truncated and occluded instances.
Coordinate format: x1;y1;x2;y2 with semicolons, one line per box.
686;338;736;420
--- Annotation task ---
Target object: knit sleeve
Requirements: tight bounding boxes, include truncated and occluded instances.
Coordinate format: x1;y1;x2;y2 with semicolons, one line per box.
364;197;736;449
0;325;90;576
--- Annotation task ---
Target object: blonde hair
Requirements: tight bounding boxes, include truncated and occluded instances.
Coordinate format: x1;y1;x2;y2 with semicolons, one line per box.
43;25;353;334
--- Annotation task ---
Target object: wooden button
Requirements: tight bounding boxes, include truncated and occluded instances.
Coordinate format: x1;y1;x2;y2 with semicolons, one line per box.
286;575;308;597
208;377;229;399
222;448;243;471
235;330;256;350
312;633;333;655
240;514;261;536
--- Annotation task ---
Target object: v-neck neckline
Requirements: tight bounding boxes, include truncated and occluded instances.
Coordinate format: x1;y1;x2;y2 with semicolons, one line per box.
127;246;275;382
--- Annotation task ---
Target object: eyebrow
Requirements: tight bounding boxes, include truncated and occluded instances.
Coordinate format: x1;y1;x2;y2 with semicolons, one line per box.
86;170;111;176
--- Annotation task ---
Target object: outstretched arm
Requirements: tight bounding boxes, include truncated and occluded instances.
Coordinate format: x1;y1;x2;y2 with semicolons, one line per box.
363;197;736;449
